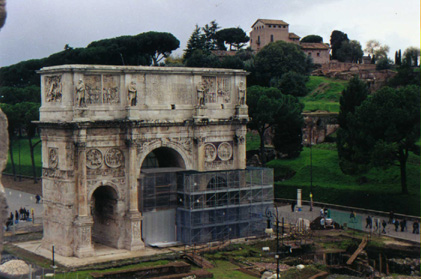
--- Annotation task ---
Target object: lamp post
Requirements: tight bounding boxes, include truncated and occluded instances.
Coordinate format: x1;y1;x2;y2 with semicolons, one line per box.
305;117;314;212
265;204;283;279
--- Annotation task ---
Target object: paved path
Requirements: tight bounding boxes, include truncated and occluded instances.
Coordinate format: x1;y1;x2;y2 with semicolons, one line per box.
3;188;44;233
277;204;420;243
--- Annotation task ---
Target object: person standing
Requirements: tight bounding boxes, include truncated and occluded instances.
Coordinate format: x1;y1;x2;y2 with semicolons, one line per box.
413;221;419;234
400;219;406;232
366;216;372;229
291;201;296;212
382;220;387;234
35;194;41;204
15;210;19;223
394;219;400;232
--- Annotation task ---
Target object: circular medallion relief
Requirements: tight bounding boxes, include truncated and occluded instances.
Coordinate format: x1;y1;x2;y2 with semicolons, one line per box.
48;148;58;168
86;149;103;169
204;143;217;162
217;142;233;161
104;148;124;168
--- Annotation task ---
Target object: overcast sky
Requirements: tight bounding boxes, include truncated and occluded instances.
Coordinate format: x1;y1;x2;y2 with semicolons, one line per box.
0;0;419;67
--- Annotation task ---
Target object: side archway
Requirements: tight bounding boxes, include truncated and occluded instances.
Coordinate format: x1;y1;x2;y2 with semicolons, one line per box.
90;185;121;248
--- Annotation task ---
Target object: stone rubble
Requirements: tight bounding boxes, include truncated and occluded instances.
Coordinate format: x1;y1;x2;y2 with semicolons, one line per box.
0;260;30;277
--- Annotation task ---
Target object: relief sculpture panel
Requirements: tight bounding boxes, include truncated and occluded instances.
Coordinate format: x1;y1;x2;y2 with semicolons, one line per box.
202;76;231;104
45;75;62;103
103;75;120;104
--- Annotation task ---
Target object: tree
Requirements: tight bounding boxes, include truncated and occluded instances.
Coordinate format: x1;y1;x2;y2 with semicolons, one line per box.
254;41;312;86
247;86;283;163
138;32;180;66
215;27;250;51
349;85;420;194
388;63;421;88
364;40;390;60
300;35;323;43
272;95;304;158
337;76;369;174
375;57;392;70
330;30;349;60
184;25;205;61
202;20;220;51
184;50;220;68
403;46;420;66
271;71;309;97
336;40;363;63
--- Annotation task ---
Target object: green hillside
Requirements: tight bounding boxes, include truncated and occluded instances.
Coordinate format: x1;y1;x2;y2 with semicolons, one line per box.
300;76;348;112
266;143;420;216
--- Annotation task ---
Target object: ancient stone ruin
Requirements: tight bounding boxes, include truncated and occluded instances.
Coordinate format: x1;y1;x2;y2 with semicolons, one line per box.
0;109;9;261
38;65;273;257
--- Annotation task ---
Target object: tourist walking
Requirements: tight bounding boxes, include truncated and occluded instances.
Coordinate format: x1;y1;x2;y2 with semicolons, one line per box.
394;220;400;232
291;201;296;212
382;220;387;234
413;221;419;234
35;194;41;204
366;216;372;229
400;219;406;232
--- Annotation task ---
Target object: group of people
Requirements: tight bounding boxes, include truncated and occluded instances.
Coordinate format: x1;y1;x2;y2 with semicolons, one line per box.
5;208;33;231
364;213;420;235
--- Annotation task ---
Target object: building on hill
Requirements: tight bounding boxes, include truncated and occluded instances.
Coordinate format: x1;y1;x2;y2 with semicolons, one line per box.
249;19;300;51
300;42;330;65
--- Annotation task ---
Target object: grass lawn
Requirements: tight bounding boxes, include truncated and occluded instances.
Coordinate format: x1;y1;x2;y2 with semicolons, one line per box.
266;143;420;216
4;137;42;177
301;76;348;113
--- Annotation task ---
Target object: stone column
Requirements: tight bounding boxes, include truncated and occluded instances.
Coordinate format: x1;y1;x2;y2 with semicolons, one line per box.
124;139;144;250
234;127;247;170
74;129;94;257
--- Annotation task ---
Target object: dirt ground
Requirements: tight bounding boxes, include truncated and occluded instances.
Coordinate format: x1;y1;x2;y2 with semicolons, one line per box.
1;175;42;195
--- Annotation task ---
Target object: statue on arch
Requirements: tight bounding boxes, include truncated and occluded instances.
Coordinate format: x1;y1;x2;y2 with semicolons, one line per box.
128;81;137;106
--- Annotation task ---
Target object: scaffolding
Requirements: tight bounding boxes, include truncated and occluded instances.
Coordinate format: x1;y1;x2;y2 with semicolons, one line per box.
176;168;274;245
139;167;274;245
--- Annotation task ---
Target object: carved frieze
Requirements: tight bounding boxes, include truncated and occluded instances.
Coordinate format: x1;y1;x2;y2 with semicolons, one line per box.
87;168;125;178
45;75;62;103
132;221;141;239
103;75;120;104
86;149;103;169
136;137;192;157
202;76;231;104
204;143;217;162
217;142;233;161
204;141;234;163
48;148;59;169
43;168;74;179
204;160;234;169
84;75;101;105
81;226;91;245
105;148;124;168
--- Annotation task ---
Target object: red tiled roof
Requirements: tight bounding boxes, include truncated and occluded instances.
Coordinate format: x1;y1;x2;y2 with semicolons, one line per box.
289;32;300;39
251;19;289;28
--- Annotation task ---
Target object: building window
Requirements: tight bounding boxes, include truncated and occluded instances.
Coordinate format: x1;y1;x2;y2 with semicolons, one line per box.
270;35;274;42
268;25;271;28
257;36;260;44
308;52;312;56
317;53;320;57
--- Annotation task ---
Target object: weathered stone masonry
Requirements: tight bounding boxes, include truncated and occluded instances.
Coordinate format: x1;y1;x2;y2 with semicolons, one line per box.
37;65;249;257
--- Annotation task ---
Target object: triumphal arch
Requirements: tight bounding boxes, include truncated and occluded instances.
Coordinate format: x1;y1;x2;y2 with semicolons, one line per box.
38;65;273;258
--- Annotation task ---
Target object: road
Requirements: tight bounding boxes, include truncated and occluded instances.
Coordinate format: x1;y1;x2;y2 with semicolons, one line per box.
277;204;420;243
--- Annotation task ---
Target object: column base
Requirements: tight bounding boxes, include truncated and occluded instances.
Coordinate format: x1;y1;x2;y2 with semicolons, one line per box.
74;216;95;258
125;211;145;251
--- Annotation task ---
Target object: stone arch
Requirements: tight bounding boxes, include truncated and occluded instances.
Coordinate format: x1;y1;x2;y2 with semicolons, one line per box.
90;185;123;248
137;140;193;171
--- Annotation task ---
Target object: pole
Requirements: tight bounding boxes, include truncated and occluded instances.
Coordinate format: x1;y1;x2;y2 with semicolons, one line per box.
52;245;55;267
275;204;279;279
309;127;313;211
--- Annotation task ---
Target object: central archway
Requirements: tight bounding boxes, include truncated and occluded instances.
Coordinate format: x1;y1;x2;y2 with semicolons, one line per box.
91;186;120;248
140;147;186;246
